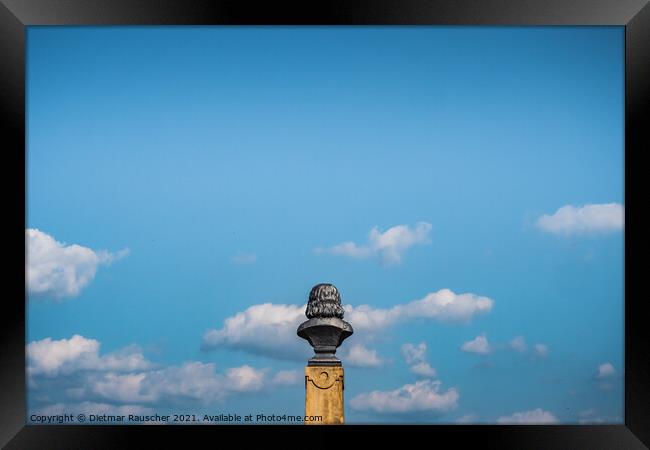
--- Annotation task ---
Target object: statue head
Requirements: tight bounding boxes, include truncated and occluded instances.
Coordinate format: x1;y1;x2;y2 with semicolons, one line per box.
305;283;345;319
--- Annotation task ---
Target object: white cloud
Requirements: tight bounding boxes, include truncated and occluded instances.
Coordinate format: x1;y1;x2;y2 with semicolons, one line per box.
536;203;624;235
26;228;129;299
401;342;427;365
27;335;150;376
497;408;559;424
225;365;266;392
317;222;432;265
271;370;302;387
343;344;385;368
27;335;100;376
509;336;527;353
126;362;262;404
321;242;373;259
231;252;257;265
461;334;491;355
28;335;299;416
533;344;549;358
85;362;298;407
505;337;547;357
401;342;436;377
346;289;494;328
201;303;309;360
87;362;272;405
201;289;493;360
350;379;458;414
410;362;437;378
92;373;154;403
596;362;616;379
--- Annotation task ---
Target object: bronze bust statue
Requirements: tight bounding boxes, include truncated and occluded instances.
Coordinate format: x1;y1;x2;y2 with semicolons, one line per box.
297;283;353;366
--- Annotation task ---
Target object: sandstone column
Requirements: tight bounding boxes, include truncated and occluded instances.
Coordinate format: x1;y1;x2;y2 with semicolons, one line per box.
297;284;353;425
305;366;344;424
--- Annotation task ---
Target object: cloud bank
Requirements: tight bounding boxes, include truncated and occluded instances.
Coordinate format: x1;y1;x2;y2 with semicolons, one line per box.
26;229;129;299
345;289;494;329
88;362;274;404
350;379;458;414
27;335;301;416
201;289;493;360
349;340;457;416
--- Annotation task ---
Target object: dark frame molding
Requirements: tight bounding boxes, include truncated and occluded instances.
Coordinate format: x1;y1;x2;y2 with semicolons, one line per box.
1;1;647;448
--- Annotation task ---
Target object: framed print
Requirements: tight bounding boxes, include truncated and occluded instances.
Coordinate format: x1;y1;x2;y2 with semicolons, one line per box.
1;0;648;448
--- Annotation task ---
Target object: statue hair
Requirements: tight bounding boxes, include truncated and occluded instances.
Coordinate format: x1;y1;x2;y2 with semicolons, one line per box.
305;283;345;319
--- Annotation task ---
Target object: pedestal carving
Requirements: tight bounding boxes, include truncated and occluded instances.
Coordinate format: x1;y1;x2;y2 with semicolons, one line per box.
305;366;344;424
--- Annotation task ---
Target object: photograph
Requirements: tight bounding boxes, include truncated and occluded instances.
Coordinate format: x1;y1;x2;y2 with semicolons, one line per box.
25;25;624;426
2;0;649;448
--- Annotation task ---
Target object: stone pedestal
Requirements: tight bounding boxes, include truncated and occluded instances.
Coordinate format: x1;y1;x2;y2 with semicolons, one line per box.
304;365;344;425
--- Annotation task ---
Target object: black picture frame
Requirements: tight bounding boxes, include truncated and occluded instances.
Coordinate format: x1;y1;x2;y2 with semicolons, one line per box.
1;0;647;448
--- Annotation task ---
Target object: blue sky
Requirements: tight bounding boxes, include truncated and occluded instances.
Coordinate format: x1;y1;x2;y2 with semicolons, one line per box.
26;26;624;424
